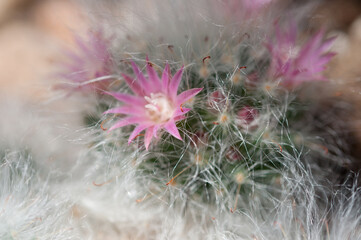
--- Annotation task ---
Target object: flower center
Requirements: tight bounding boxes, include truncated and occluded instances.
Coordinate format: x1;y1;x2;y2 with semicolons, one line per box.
144;93;175;123
280;46;300;62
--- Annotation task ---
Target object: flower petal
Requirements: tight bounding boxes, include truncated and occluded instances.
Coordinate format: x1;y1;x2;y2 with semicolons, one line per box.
146;61;162;92
153;125;160;138
121;73;144;96
296;30;323;64
128;124;151;144
104;91;146;106
74;34;91;55
103;106;144;116
162;63;170;93
108;117;144;131
164;120;182;141
319;36;336;53
174;107;191;117
174;116;186;121
176;88;203;105
168;66;184;99
144;126;154;150
131;61;153;94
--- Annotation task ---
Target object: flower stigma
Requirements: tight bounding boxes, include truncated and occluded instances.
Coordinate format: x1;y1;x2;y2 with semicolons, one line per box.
145;93;175;123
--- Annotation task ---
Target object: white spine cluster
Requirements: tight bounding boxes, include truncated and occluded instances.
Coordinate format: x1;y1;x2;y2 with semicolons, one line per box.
0;152;78;239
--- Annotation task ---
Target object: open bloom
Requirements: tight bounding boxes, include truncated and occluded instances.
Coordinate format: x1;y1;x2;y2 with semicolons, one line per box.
266;24;336;87
104;61;202;150
58;31;113;92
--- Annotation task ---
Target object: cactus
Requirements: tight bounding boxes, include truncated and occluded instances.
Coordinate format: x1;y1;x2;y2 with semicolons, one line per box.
2;0;361;239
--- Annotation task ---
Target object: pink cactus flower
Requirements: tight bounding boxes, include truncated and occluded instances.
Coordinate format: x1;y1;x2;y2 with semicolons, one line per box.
208;90;227;110
104;60;203;150
58;31;113;92
266;24;336;87
237;106;258;124
236;106;259;130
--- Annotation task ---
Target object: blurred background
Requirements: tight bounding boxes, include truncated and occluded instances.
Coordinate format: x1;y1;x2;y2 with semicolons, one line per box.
0;0;360;102
0;0;86;101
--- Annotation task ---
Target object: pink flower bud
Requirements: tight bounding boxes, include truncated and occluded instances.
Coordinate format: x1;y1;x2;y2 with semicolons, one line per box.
208;90;227;110
190;131;208;148
225;147;242;163
236;106;258;126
